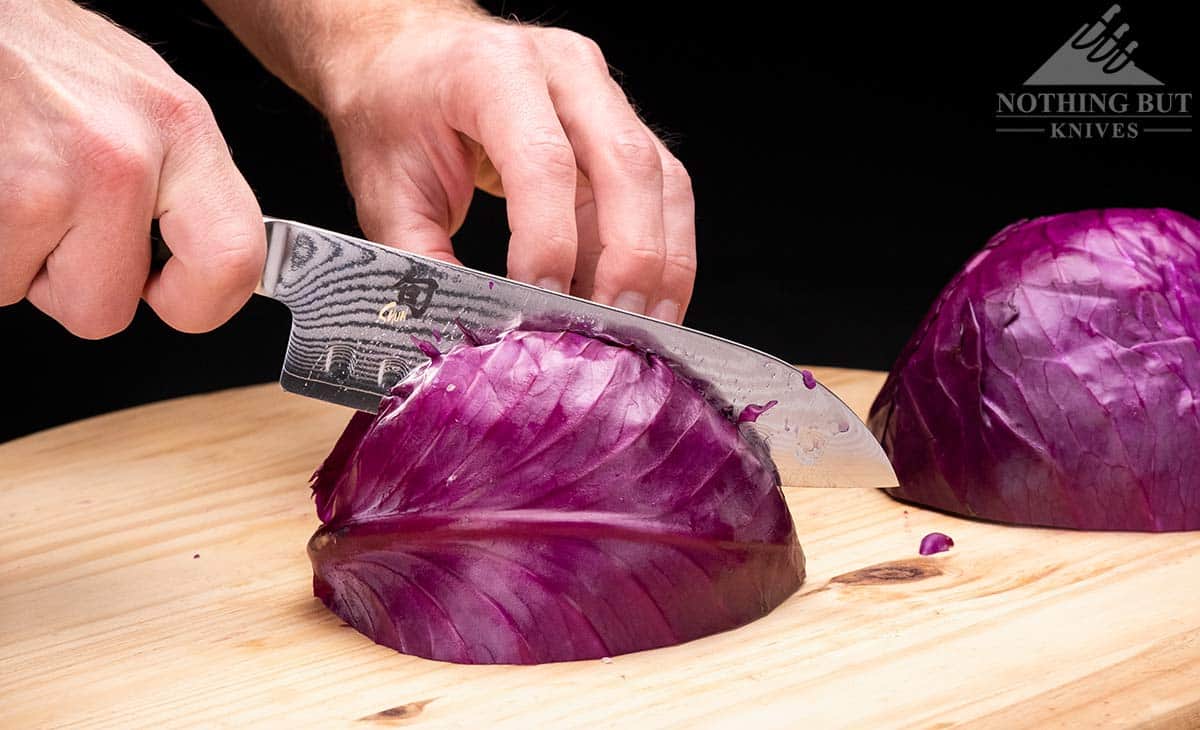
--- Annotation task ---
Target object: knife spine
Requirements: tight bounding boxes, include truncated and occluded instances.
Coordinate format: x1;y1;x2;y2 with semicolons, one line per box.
257;218;292;299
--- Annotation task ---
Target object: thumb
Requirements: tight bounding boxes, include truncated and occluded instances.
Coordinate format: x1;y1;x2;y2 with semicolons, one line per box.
144;128;265;333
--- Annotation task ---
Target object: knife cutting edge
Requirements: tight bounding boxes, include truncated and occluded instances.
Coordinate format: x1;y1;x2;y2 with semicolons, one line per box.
156;217;897;489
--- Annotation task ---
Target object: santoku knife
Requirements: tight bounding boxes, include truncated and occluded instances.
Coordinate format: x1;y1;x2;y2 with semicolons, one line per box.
233;217;897;489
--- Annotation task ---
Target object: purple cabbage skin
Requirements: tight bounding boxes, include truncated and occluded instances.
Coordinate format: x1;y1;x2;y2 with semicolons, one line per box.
870;209;1200;531
308;330;805;664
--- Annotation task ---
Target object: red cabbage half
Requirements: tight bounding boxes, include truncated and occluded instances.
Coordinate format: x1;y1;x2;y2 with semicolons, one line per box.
308;330;804;664
870;208;1200;531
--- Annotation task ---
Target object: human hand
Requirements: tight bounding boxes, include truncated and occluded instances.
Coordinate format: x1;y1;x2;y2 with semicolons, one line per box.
0;0;265;337
323;10;696;322
207;0;697;322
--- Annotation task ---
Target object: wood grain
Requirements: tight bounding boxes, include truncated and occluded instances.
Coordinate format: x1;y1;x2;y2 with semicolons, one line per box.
2;368;1198;729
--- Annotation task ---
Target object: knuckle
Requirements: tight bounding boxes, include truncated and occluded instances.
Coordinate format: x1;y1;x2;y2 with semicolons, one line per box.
475;26;540;65
0;175;71;227
622;242;667;273
514;227;577;267
510;27;544;57
539;229;578;256
203;220;266;284
659;153;696;218
74;128;156;188
665;248;698;279
506;229;577;283
213;238;264;285
512;31;543;62
609;128;661;173
456;28;542;86
523;127;577;179
154;84;218;138
557;30;606;68
660;153;693;193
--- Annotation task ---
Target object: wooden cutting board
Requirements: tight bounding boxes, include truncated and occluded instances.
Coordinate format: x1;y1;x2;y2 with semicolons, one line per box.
2;368;1198;729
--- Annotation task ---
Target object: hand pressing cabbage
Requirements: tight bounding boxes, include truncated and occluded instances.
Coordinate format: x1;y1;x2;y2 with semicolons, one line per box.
871;209;1200;531
308;330;804;664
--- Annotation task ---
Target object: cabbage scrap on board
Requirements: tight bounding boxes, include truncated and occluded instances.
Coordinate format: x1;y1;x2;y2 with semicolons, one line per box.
870;208;1200;531
308;330;805;664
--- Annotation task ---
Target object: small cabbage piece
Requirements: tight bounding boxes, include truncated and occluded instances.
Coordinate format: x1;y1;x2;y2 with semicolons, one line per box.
309;330;804;664
918;532;954;555
870;209;1200;531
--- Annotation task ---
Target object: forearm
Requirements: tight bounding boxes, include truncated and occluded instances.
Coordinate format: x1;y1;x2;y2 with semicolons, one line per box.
202;0;483;112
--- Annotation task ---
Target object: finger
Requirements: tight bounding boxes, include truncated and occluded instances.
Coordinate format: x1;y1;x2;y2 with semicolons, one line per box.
570;179;601;299
360;199;461;265
545;37;665;315
0;178;72;306
349;150;465;266
144;112;265;333
646;131;696;324
24;139;157;339
445;59;578;292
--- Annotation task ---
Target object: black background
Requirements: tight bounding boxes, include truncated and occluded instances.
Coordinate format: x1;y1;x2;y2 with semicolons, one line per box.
2;1;1196;443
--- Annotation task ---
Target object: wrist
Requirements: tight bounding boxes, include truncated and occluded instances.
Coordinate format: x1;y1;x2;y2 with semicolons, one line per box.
297;1;489;118
205;0;488;115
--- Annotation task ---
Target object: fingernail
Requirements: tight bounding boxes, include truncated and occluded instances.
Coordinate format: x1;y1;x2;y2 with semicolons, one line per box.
650;299;680;323
612;291;648;315
535;277;567;294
